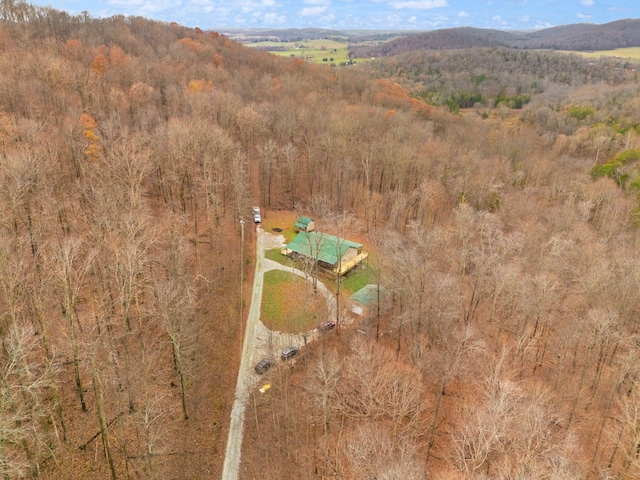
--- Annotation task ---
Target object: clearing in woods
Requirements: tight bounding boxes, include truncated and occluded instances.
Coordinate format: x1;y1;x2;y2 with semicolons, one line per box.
245;38;353;64
562;46;640;62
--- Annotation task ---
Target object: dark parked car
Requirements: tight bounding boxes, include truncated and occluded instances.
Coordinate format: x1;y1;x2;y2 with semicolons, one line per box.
280;346;299;361
317;321;336;332
255;358;274;374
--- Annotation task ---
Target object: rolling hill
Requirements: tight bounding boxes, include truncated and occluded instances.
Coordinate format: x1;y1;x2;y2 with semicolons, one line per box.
350;18;640;57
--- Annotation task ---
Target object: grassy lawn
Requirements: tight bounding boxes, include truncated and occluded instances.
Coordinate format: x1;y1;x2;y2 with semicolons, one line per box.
340;265;377;295
313;263;378;298
265;248;297;268
261;270;327;333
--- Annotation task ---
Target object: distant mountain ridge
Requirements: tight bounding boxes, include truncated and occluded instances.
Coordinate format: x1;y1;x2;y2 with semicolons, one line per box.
350;19;640;57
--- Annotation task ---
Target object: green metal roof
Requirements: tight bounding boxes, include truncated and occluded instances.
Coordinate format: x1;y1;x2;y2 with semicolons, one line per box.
286;231;362;266
349;284;389;306
294;216;313;229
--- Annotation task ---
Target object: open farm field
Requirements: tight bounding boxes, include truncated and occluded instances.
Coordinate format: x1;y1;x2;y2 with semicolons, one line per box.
245;38;354;64
563;46;640;62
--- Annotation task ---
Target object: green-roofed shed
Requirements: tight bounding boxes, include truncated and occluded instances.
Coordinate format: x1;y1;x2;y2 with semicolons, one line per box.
294;216;315;232
348;284;390;317
282;231;368;276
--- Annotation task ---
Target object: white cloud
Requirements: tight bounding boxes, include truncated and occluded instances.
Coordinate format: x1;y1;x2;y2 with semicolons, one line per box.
318;12;335;24
300;6;328;16
534;21;553;28
577;12;592;19
491;15;508;26
263;12;286;24
374;13;402;27
579;0;594;6
389;0;448;10
108;0;144;6
458;11;469;18
519;15;529;22
144;2;184;14
108;0;183;13
299;0;330;15
235;0;275;8
231;0;276;14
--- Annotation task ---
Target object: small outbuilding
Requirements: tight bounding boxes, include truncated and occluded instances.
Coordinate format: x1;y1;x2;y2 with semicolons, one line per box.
294;216;315;232
348;284;390;317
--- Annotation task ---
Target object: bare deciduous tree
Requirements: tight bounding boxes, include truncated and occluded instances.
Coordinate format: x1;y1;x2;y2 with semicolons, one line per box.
0;321;60;477
452;350;583;479
49;236;96;412
153;226;196;421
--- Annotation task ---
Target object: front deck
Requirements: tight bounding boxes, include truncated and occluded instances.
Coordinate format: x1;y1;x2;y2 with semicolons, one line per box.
280;248;369;277
333;251;369;276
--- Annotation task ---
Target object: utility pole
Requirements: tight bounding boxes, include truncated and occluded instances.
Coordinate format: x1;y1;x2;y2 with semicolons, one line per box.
239;217;245;325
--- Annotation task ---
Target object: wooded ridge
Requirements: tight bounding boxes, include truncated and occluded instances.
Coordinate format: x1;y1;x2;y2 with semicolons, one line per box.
361;46;637;112
350;18;640;57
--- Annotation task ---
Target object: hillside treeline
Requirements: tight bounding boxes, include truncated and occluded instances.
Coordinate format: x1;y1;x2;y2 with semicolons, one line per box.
362;47;638;115
350;19;640;58
351;27;513;57
1;1;640;479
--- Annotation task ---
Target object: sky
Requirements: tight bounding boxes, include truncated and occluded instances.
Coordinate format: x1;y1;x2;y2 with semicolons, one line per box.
29;1;639;31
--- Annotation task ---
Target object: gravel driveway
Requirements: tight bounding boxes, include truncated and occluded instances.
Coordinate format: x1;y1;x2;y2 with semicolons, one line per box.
221;227;336;480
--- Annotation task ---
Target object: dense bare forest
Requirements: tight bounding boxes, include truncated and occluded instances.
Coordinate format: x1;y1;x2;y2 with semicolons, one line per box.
362;46;637;114
1;0;640;478
245;54;640;477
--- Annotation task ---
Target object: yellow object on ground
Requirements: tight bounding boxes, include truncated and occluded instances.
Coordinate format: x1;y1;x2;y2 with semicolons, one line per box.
259;384;271;393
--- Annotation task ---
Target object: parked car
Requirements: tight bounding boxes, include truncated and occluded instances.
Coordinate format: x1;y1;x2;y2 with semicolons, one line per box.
252;206;261;223
280;346;299;361
317;321;336;332
254;358;274;374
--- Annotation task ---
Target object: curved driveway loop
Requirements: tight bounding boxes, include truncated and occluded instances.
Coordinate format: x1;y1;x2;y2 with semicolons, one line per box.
221;227;336;480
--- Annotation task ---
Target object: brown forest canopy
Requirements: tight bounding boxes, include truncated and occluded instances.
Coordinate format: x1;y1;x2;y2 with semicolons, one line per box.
1;0;640;478
360;46;638;113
